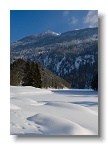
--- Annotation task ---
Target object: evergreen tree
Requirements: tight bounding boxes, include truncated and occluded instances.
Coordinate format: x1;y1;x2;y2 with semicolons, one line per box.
22;59;33;86
91;73;98;90
32;62;42;88
10;59;70;89
10;58;25;85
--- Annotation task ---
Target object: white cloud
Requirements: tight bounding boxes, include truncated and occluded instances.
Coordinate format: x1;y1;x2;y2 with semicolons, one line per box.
63;11;78;25
63;10;69;17
84;10;98;27
70;16;78;24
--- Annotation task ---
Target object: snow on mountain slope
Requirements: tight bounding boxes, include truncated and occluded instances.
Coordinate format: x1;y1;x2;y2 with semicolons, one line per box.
45;30;61;36
10;27;98;88
10;86;98;135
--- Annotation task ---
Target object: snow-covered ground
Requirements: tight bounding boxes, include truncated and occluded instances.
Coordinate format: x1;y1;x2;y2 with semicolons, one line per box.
10;86;98;135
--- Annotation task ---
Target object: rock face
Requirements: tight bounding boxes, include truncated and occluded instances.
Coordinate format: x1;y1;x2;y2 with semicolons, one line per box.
10;27;98;88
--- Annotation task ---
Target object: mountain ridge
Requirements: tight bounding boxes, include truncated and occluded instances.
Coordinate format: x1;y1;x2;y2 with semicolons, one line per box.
11;27;98;49
10;27;98;89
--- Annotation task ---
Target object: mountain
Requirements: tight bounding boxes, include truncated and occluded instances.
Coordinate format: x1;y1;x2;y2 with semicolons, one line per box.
10;59;71;89
10;27;98;89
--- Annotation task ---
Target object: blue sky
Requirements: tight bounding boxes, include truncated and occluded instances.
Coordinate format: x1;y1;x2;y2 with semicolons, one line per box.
10;10;98;42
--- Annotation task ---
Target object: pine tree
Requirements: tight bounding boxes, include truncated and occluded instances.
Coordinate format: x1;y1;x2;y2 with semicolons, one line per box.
10;59;71;89
32;62;42;88
10;58;25;85
91;73;98;90
22;59;33;86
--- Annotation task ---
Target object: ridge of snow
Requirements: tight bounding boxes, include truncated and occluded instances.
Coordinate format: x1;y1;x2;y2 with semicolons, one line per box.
45;30;61;36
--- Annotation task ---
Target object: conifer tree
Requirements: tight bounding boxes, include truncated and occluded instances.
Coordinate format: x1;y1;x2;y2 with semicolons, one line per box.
22;59;33;86
32;62;42;88
91;73;98;90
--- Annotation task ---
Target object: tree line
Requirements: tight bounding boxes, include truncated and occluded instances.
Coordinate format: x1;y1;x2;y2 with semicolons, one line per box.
10;59;71;89
10;59;42;88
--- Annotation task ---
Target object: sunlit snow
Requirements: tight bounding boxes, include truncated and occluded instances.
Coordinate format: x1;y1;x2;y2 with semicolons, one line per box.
10;86;98;135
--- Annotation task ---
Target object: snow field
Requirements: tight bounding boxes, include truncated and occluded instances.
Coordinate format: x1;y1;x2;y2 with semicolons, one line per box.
10;86;98;135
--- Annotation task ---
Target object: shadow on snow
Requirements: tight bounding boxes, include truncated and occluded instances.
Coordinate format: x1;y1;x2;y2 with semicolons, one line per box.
51;89;98;96
71;101;98;107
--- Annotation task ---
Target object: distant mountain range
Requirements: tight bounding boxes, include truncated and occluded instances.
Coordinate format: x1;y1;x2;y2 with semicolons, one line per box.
10;27;98;89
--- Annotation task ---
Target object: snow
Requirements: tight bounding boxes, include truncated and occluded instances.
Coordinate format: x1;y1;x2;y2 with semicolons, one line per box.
84;55;91;59
56;56;66;72
75;56;82;70
45;30;61;36
92;34;98;38
10;86;98;135
38;51;48;54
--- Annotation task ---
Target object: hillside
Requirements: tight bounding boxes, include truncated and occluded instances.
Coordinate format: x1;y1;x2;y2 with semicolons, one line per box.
10;59;71;89
10;27;98;88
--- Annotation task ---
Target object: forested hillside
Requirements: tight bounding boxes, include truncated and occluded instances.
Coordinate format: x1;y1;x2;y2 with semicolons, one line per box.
10;28;98;89
10;59;71;89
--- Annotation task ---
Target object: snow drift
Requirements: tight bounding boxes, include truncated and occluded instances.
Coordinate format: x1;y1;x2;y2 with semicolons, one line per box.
10;86;98;135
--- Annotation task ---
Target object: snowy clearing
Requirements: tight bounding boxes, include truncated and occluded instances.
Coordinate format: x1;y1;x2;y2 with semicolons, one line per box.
10;86;98;135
